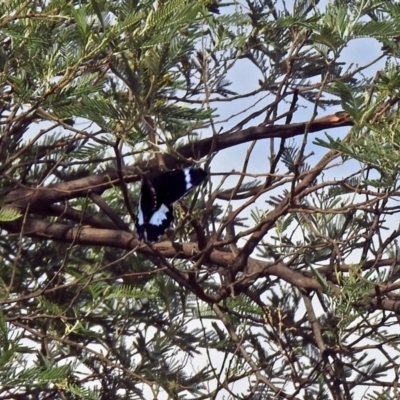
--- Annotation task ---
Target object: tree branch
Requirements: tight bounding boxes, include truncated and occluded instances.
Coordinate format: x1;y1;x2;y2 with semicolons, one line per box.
3;112;353;213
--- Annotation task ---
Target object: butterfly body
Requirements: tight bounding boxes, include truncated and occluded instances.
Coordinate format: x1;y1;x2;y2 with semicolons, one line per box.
136;168;207;242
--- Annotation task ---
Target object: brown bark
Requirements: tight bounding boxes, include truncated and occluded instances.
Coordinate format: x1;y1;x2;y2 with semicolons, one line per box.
3;112;353;212
8;112;393;311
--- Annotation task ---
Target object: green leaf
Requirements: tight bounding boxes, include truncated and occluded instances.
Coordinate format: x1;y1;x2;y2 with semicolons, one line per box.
0;207;21;222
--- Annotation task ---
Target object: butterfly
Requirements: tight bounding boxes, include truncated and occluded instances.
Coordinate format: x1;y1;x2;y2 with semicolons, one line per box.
136;168;208;242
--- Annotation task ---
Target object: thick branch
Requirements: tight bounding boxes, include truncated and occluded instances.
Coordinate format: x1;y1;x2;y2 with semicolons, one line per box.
4;112;352;212
4;216;397;316
2;217;323;299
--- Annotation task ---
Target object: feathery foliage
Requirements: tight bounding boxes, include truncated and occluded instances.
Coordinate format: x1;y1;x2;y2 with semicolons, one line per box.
2;0;400;399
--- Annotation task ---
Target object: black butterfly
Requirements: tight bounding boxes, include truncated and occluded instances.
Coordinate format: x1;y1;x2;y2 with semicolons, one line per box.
136;168;207;242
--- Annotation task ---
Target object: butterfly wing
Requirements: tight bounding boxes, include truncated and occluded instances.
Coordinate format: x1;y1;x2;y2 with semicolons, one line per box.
151;168;207;206
136;168;207;242
145;203;174;242
136;175;158;241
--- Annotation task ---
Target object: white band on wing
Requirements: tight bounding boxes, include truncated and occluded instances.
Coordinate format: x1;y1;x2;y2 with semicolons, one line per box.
136;194;144;225
183;168;192;191
149;203;170;225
